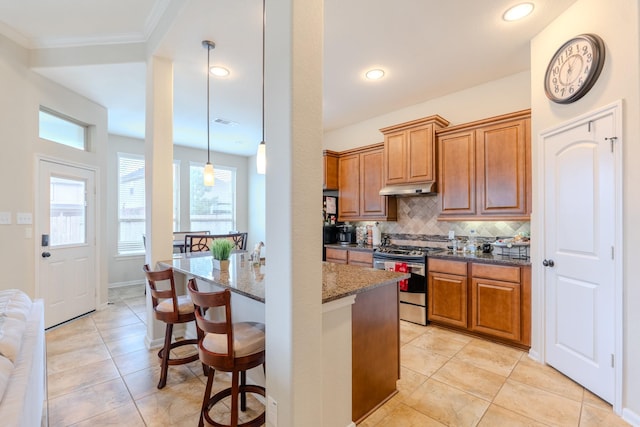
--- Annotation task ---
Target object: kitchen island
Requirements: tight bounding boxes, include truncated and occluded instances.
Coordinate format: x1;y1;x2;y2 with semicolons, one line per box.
160;252;409;425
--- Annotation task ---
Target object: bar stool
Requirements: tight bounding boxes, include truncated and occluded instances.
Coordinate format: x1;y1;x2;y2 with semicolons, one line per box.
187;279;266;427
142;264;201;389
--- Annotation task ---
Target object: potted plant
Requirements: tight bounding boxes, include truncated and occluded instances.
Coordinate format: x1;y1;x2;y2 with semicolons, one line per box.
210;239;234;271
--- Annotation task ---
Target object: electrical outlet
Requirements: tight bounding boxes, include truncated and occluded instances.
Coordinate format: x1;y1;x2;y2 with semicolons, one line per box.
16;212;32;225
267;395;278;426
448;230;455;239
0;212;10;225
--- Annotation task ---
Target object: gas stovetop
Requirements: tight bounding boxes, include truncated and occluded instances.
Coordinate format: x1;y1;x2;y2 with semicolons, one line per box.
375;245;444;258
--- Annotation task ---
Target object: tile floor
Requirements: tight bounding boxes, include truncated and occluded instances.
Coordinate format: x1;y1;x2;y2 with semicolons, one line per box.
45;284;629;426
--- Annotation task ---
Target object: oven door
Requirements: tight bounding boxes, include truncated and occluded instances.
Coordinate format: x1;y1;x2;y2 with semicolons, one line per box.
372;259;426;293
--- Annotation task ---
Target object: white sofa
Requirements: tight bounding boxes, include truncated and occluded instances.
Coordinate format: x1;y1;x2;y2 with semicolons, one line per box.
0;290;46;427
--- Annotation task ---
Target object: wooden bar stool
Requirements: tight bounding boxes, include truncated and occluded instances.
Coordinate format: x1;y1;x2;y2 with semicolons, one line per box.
188;279;266;427
143;264;201;389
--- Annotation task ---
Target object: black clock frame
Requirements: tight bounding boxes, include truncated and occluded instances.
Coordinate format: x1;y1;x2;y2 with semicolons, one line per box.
544;33;606;104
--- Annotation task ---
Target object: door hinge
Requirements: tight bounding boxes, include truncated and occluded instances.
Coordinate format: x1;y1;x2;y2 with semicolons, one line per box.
605;136;617;152
611;246;614;260
611;354;615;368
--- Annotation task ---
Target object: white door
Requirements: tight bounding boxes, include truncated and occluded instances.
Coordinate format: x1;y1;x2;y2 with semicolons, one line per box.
542;105;619;403
38;160;97;328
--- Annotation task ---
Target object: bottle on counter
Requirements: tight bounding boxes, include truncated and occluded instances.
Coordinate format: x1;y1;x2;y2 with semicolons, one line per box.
372;222;381;246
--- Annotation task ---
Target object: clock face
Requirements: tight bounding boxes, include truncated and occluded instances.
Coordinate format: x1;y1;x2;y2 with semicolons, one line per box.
544;34;606;104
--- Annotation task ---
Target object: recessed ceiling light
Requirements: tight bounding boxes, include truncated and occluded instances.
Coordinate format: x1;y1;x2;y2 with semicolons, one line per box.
210;66;230;77
503;2;534;21
365;69;385;80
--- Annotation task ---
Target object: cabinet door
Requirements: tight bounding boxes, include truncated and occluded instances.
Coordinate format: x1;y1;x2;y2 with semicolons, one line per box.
428;271;467;328
360;149;387;217
407;123;435;183
470;277;521;341
338;154;360;219
326;247;348;264
475;118;529;215
323;151;339;190
438;130;476;215
384;131;407;185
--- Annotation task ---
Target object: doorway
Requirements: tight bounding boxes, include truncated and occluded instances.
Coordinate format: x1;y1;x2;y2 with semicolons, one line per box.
540;101;622;410
36;159;97;328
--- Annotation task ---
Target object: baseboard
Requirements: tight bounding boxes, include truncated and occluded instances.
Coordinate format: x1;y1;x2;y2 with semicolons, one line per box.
346;423;356;427
527;348;541;362
622;407;640;427
109;280;145;289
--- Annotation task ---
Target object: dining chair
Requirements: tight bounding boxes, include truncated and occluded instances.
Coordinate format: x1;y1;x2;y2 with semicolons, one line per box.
185;232;248;253
188;279;265;427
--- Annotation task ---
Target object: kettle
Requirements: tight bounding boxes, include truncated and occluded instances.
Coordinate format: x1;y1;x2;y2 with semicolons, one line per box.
482;243;493;253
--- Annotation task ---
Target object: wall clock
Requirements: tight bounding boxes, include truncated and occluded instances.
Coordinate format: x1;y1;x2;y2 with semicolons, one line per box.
544;33;606;104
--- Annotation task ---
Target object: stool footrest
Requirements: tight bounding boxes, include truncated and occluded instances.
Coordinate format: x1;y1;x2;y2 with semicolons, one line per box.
157;338;200;366
204;385;266;427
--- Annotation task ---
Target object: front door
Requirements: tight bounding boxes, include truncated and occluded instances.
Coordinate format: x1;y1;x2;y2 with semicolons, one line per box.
37;160;97;328
542;103;620;404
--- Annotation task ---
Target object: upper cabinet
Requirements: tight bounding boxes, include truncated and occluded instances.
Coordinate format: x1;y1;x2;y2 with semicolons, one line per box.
437;110;531;221
338;143;397;221
380;115;450;188
323;150;339;190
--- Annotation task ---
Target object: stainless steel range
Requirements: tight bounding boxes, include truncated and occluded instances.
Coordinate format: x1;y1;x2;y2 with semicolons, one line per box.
372;244;443;325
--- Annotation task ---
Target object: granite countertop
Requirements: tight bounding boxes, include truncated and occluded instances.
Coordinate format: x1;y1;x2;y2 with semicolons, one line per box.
163;252;409;304
429;250;531;266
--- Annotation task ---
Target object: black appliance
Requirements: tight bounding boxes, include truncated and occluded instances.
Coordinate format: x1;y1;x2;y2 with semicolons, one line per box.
336;224;356;245
372;244;443;325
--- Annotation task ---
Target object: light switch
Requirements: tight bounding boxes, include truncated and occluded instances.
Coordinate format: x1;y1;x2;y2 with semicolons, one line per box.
16;212;32;225
0;212;10;225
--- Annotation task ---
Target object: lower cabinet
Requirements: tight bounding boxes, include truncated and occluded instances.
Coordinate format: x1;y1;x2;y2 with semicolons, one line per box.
428;258;531;348
325;247;373;267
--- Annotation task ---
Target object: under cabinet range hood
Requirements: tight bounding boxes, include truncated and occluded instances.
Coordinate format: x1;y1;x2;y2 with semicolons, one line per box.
379;182;436;196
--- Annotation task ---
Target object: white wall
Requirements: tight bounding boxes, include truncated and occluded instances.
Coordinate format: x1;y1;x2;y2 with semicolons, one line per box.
106;134;251;287
247;153;266;256
530;0;640;421
323;71;531;152
0;34;109;306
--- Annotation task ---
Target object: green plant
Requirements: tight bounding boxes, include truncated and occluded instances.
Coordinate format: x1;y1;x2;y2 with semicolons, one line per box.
210;239;234;260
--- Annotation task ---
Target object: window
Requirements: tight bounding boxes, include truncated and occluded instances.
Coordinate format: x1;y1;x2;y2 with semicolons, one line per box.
39;108;87;150
117;154;145;254
50;176;86;246
189;164;236;234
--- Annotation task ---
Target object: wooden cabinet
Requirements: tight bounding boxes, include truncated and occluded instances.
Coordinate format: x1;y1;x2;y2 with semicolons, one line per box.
437;110;531;220
428;259;468;328
428;258;531;348
380;115;449;187
323;150;339;190
325;247;373;267
338;143;397;221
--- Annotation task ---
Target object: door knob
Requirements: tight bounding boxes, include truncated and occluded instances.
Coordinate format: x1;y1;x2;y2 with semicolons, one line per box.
41;252;51;258
542;259;555;267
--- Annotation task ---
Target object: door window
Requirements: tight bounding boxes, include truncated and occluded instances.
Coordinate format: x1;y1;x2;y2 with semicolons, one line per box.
50;176;86;246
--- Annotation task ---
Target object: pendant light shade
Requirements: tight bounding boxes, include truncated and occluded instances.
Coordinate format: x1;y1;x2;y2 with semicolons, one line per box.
256;0;266;175
203;40;215;186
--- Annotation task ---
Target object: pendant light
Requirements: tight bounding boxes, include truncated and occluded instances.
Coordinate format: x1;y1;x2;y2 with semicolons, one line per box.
256;0;266;174
203;40;215;186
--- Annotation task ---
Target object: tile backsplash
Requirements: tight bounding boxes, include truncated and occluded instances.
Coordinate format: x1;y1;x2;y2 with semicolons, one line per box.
354;196;530;239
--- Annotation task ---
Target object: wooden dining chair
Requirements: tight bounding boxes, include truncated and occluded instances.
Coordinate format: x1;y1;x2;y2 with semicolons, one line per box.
142;264;202;389
188;279;265;427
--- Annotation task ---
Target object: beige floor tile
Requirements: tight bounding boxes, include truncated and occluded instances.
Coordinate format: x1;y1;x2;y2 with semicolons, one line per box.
493;379;582;426
453;339;522;377
122;364;196;400
409;331;469;358
98;321;147;343
358;395;403;427
114;285;146;300
396;366;428;403
432;358;507;401
47;342;112;374
46;329;105;357
134;376;205;426
48;358;121;399
579;402;631;427
427;325;474;344
93;310;144;331
478;404;548;427
376;402;446;426
112;347;158;376
48;378;132;426
46;316;97;341
400;321;428;344
582;388;613;410
69;401;146;427
401;344;450;377
404;379;490;426
104;332;150;357
510;355;584;402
